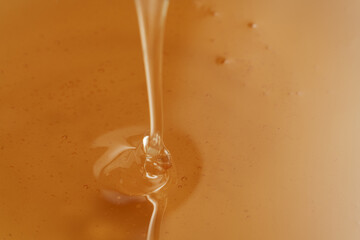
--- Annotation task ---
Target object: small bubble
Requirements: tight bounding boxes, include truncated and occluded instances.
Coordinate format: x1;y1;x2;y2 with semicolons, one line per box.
201;6;219;16
208;9;219;17
296;91;304;96
61;135;68;140
248;22;257;29
177;185;183;188
181;176;188;181
215;56;227;65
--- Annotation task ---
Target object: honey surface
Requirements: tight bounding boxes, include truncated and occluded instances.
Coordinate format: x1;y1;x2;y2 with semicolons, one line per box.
1;0;360;239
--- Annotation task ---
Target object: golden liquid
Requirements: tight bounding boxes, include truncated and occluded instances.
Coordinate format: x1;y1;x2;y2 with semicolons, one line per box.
94;1;171;238
2;0;360;240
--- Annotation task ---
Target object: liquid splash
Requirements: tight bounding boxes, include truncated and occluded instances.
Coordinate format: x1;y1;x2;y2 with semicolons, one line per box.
93;127;174;240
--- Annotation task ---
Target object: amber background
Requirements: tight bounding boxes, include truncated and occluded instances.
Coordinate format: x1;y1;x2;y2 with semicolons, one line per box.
1;0;360;239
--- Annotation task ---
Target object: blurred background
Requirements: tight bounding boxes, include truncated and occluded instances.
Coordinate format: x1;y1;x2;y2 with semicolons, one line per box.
1;0;360;239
